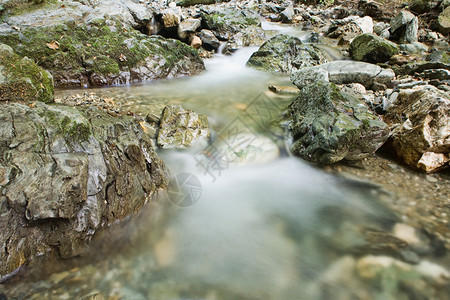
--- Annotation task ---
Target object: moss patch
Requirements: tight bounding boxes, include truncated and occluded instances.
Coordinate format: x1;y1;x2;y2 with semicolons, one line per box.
0;47;54;103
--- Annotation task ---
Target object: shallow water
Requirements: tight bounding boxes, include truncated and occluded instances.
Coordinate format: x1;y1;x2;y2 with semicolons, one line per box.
5;25;449;300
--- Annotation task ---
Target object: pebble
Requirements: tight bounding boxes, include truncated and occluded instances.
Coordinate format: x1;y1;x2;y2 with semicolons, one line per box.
426;175;438;183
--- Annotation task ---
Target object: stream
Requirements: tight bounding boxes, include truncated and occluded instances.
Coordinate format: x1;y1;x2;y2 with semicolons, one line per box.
3;24;449;300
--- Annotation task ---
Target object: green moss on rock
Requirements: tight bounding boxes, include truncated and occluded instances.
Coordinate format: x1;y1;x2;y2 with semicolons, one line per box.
0;44;54;103
350;33;399;63
0;22;204;87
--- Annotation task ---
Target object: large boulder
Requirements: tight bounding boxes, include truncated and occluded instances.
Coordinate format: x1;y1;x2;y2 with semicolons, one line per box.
178;18;202;40
0;22;205;88
246;34;328;74
438;6;450;35
383;85;450;172
0;44;54;103
291;61;395;89
157;105;211;149
350;33;399;63
287;81;390;164
0;102;168;279
390;11;419;43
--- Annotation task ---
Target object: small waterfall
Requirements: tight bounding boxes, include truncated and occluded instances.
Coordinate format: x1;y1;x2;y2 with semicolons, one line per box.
216;41;228;55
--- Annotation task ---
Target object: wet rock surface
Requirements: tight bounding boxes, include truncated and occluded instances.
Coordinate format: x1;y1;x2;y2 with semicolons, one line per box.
157;105;211;149
0;101;168;279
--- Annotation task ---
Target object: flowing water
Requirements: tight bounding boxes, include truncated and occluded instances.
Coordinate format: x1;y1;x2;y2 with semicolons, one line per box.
4;26;449;300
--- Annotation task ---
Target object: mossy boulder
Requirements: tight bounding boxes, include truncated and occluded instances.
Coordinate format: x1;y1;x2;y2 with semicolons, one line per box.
0;43;54;103
246;34;328;74
287;81;390;164
200;7;260;40
409;0;431;14
350;33;399;63
0;101;168;278
0;22;204;88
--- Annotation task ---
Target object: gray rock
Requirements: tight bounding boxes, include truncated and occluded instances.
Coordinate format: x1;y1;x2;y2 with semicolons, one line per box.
290;68;329;89
390;11;419;43
420;69;450;80
291;61;395;89
198;29;220;49
157;105;211;149
177;18;201;40
246;34;328;74
384;85;450;172
399;42;429;54
223;25;266;54
280;6;294;24
0;102;168;278
287;81;390;164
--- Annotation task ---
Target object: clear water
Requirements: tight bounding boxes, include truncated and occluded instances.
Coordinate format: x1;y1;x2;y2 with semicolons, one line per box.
4;26;445;300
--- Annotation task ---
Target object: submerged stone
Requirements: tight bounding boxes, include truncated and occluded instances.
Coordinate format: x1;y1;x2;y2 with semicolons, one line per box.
157;105;211;149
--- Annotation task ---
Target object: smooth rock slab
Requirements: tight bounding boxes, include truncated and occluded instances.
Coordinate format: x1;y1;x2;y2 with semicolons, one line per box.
287;81;390;164
291;61;395;89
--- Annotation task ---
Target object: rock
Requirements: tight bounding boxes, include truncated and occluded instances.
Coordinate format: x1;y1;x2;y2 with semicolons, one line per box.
290;68;329;89
373;22;389;35
389;54;417;65
328;16;373;45
384;85;450;172
161;8;181;30
223;25;266;54
427;50;450;64
409;0;431;14
0;102;168;278
390;11;419;43
358;0;384;19
268;85;300;95
176;0;218;6
0;44;54;103
246;34;328;74
157;105;211;149
350;33;399;63
399;42;428;54
198;29;220;50
420;69;450;80
438;6;450;35
280;5;294;24
190;35;202;49
291;61;395;89
178;18;201;40
0;23;204;88
200;7;260;40
353;16;374;34
287;81;390;164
